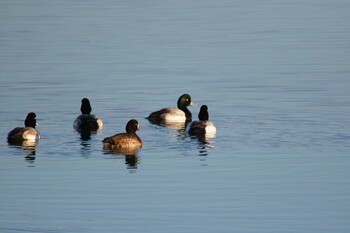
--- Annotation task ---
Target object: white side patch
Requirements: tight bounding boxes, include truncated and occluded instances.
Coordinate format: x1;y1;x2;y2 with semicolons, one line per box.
162;110;186;122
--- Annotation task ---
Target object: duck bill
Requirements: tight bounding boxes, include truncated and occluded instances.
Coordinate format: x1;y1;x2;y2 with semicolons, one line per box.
189;102;197;107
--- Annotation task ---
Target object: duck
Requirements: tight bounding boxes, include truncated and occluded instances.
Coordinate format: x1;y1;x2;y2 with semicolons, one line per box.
146;93;194;124
188;105;216;136
102;119;142;151
74;98;103;131
7;112;41;143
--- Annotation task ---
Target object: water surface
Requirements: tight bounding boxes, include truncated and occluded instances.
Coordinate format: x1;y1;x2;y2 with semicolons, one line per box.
1;0;350;232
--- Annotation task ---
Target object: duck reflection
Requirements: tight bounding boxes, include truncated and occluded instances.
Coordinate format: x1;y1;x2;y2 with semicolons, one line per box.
192;132;216;144
25;150;36;162
103;146;140;156
76;129;97;158
8;141;37;162
125;155;138;169
103;149;139;169
79;128;92;141
188;134;214;156
76;128;102;141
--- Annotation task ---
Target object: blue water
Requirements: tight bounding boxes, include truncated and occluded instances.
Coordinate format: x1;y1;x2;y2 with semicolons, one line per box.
1;1;350;232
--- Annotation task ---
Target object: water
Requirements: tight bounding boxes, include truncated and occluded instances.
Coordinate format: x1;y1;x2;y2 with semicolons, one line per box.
1;0;350;232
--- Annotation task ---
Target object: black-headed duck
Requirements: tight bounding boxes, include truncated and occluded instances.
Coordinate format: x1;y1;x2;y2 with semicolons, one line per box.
7;112;40;143
188;105;216;136
74;98;103;131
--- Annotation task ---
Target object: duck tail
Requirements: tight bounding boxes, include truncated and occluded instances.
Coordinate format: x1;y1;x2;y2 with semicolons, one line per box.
102;137;113;145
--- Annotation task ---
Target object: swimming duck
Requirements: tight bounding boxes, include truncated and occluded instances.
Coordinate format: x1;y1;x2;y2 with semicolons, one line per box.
188;105;216;136
146;94;194;124
7;112;40;143
102;119;142;151
74;98;103;131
